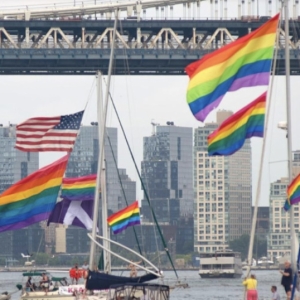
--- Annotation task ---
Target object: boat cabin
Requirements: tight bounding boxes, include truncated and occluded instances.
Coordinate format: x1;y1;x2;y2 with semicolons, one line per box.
198;250;242;278
22;270;68;293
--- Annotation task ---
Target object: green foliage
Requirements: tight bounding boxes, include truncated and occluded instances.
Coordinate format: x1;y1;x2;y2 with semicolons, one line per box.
34;253;49;265
48;256;60;266
0;258;5;266
175;254;192;265
228;234;267;260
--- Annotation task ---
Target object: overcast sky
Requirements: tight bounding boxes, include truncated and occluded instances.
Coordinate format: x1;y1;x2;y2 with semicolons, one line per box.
0;0;299;206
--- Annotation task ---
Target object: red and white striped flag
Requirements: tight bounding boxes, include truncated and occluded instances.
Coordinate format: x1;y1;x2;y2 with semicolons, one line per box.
15;111;84;152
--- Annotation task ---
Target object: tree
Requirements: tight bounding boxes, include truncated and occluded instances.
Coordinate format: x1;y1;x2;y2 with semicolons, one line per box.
228;234;267;261
35;253;49;265
229;234;249;260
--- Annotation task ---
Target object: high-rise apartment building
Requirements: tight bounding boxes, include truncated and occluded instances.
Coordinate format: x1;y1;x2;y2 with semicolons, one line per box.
141;123;193;223
267;150;300;262
63;125;136;253
194;111;252;253
117;168;136;207
253;206;269;241
267;177;291;261
0;125;39;192
0;125;40;259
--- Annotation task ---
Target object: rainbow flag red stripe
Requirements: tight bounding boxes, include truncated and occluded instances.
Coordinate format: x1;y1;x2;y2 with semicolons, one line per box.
186;14;279;122
0;155;68;232
208;92;266;156
107;201;140;234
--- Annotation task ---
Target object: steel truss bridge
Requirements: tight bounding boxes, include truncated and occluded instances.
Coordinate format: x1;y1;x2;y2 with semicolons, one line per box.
0;0;300;75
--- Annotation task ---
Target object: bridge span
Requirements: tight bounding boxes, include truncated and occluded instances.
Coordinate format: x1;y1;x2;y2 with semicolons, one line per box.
0;0;299;75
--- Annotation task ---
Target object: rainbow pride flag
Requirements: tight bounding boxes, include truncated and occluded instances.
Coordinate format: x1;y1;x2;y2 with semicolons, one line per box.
61;174;97;201
107;201;140;234
288;173;300;206
208;92;266;156
0;155;68;232
186;14;279;122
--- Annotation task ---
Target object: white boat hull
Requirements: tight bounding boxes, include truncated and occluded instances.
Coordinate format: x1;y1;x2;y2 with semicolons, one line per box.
21;293;107;300
20;286;108;300
199;271;242;278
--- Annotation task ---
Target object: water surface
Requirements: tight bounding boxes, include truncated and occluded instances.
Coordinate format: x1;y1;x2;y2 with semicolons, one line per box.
0;269;284;300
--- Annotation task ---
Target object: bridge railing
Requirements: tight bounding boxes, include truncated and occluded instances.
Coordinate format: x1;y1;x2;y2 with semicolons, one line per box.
1;1;296;21
0;0;130;12
2;14;300;21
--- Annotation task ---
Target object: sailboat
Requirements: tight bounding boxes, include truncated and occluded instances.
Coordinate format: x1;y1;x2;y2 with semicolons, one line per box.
17;10;180;300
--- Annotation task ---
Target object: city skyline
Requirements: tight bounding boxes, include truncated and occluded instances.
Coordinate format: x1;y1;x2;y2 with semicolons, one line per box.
0;1;300;208
1;75;299;207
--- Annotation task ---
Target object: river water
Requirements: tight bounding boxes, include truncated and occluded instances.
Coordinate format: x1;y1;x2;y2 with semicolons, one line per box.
0;269;285;300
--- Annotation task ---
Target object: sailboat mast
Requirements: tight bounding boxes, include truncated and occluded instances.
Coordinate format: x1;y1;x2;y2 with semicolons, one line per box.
99;11;118;274
89;72;103;270
283;0;296;270
89;11;118;272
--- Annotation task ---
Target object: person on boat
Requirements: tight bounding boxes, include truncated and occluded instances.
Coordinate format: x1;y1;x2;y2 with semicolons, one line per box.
25;276;34;293
271;286;280;300
242;274;258;300
40;273;49;295
69;264;82;284
128;260;142;278
75;265;80;284
82;261;89;270
82;267;89;297
280;261;293;300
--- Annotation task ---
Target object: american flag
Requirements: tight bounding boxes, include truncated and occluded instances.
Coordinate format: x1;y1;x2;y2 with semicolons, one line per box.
15;111;84;152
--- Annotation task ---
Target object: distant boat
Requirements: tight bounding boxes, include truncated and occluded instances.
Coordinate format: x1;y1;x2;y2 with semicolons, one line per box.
242;258;256;268
199;249;243;278
0;293;10;300
21;253;35;267
257;256;274;267
0;285;22;300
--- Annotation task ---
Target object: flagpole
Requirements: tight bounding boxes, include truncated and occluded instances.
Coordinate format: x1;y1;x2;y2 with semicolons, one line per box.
89;71;103;271
284;0;296;272
244;15;281;284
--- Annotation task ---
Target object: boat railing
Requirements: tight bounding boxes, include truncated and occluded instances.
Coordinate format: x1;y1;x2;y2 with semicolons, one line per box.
199;252;240;259
200;264;235;270
107;283;170;300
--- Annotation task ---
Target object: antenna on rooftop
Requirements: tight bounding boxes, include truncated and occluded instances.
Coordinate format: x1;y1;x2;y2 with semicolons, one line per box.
151;120;159;135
